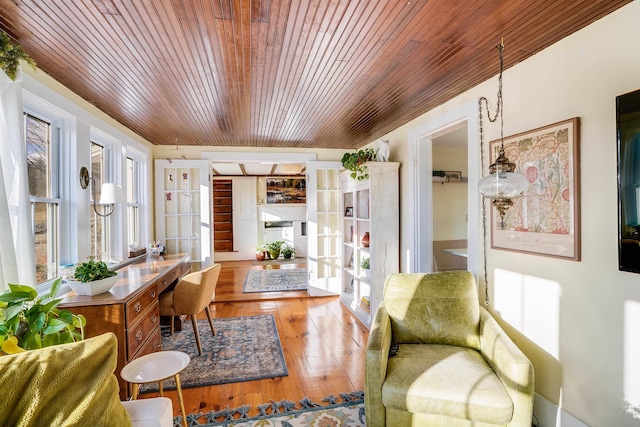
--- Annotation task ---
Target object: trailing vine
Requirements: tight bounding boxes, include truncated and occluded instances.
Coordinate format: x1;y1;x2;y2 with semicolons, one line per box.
0;31;36;80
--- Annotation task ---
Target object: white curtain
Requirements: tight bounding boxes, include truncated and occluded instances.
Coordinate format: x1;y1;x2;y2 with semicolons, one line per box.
0;67;36;290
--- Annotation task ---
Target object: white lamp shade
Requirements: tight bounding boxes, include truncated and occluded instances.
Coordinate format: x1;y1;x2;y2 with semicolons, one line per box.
99;183;123;205
478;172;529;199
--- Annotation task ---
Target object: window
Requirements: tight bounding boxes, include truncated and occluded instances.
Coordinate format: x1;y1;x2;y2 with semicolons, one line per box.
126;156;140;250
25;113;59;284
91;142;109;261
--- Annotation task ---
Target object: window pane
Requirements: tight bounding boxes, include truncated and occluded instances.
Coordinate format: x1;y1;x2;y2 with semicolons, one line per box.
32;202;58;283
127;157;135;204
128;205;139;247
25;114;50;198
91;143;106;260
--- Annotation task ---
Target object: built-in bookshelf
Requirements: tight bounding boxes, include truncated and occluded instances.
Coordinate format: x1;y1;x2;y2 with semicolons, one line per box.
340;162;399;328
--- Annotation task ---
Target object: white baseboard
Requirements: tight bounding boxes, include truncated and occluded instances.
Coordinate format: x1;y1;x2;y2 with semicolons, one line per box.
534;393;589;427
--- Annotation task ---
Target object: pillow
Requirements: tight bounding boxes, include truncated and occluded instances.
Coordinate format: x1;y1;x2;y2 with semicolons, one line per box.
383;271;481;349
0;332;132;426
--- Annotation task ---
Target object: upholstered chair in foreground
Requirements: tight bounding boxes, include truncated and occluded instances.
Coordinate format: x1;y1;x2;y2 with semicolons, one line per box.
365;271;534;427
159;263;221;355
0;332;173;427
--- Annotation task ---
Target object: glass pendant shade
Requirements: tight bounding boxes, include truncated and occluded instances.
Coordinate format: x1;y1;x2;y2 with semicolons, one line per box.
478;171;529;199
479;145;528;229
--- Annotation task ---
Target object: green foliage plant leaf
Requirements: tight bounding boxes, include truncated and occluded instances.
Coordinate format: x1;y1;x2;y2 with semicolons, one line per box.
0;31;36;81
341;148;376;181
73;256;117;283
0;279;85;353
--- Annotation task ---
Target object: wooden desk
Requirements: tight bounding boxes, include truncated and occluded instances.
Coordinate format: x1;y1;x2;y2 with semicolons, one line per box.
59;253;191;399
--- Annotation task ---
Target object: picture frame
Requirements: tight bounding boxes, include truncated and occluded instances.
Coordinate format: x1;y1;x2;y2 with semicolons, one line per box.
444;171;462;183
345;206;353;217
489;117;581;260
266;177;306;204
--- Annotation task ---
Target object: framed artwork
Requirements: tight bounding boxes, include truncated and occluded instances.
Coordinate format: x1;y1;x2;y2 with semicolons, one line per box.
266;177;306;204
490;117;581;260
444;171;462;182
345;206;353;217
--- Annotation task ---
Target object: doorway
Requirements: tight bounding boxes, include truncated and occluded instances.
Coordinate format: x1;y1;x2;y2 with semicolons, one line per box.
213;179;233;252
407;100;479;278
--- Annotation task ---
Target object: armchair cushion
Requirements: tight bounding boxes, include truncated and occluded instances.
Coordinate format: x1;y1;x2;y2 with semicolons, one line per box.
384;271;480;349
0;332;131;427
383;344;513;424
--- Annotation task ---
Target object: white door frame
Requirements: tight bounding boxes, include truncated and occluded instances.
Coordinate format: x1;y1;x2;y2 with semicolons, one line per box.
407;100;480;279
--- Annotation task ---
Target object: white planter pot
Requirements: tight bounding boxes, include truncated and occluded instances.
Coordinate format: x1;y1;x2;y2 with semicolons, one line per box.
363;269;371;278
67;275;118;296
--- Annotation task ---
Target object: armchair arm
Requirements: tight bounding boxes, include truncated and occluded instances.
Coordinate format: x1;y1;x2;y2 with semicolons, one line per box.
479;307;534;427
365;303;393;427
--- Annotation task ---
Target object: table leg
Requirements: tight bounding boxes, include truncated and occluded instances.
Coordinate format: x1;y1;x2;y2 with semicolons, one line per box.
159;381;164;397
131;383;139;400
175;374;187;427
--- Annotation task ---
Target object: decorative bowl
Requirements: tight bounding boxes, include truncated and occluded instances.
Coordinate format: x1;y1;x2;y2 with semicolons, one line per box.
67;275;118;296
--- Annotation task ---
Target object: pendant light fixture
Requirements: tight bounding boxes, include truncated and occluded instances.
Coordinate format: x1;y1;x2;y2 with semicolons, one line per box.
478;40;528;230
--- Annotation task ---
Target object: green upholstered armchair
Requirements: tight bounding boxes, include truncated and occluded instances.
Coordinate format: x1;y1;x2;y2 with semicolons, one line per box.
365;271;534;427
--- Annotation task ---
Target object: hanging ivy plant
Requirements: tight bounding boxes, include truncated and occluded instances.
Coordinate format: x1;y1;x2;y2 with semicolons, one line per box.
0;31;36;81
341;148;376;181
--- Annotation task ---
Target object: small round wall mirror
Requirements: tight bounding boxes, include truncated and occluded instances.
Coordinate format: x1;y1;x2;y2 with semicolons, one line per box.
79;166;90;189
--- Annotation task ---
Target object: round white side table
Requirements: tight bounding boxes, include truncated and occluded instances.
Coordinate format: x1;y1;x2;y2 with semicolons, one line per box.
121;351;190;427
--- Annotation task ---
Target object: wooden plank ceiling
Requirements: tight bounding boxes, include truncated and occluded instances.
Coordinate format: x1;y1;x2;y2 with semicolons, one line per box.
0;0;630;149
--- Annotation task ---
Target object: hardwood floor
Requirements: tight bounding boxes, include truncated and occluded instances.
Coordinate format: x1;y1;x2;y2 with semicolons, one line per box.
143;260;369;420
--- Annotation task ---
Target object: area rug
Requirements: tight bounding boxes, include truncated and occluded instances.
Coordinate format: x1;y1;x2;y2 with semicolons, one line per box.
174;391;365;426
139;314;288;393
243;268;308;293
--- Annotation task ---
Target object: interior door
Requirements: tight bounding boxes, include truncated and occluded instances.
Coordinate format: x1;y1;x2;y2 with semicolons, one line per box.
306;161;342;296
154;159;212;266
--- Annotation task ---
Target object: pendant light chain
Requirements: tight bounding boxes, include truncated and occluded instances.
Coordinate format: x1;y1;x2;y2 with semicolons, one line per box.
477;41;505;307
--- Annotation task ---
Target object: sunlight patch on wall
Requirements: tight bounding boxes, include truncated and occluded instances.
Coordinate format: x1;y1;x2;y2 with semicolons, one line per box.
494;269;560;359
624;300;640;419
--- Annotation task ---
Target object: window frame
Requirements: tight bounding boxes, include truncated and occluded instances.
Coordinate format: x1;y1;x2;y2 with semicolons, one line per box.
24;110;62;287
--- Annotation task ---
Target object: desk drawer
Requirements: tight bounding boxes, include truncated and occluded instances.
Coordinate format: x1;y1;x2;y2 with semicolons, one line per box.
127;302;159;359
133;326;162;360
126;283;158;327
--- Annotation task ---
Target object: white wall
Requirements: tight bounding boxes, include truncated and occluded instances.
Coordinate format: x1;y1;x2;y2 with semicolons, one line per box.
375;2;640;425
432;147;468;241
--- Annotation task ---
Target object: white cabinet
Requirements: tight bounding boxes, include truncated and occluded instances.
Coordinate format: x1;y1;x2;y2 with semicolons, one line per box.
340;162;399;328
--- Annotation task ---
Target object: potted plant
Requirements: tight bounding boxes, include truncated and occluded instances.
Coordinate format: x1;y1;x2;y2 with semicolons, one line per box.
0;278;86;354
67;257;118;296
341;148;376;181
255;244;267;261
281;244;295;259
361;257;371;277
0;31;36;81
265;240;284;260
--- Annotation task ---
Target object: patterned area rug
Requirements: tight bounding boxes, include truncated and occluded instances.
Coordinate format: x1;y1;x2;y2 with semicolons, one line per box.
139;314;288;393
243;268;308;293
175;391;365;426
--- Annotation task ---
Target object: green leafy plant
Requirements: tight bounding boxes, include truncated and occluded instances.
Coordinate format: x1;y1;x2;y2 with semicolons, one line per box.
281;244;295;259
0;278;86;354
432;170;446;177
0;31;36;81
73;257;117;283
265;240;285;259
361;257;370;270
341;148;376;181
